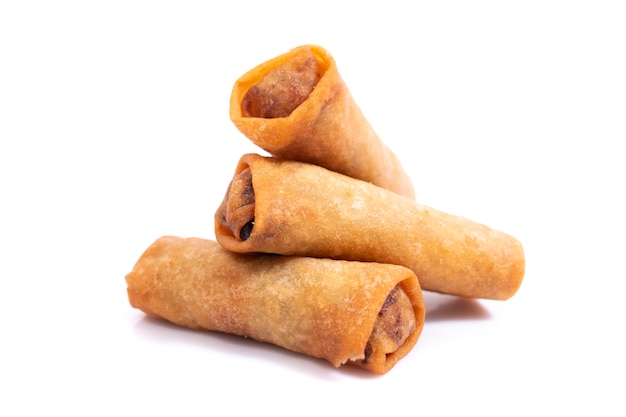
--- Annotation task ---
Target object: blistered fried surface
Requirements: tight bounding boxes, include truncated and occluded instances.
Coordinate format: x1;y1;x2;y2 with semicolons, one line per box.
215;154;525;300
126;236;425;374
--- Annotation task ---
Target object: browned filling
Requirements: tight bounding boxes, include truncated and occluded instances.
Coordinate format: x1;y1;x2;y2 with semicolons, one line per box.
216;168;255;241
241;47;322;118
360;285;416;364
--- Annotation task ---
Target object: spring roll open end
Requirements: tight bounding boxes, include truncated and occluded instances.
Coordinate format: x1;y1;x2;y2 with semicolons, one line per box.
215;166;256;243
228;45;338;153
234;45;331;121
349;283;420;372
241;46;324;119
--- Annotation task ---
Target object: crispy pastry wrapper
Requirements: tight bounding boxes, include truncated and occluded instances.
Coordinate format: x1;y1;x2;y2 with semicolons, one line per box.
215;154;525;300
126;236;425;375
229;44;415;198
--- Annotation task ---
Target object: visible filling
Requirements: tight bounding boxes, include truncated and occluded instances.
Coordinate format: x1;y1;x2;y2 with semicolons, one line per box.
361;285;416;364
241;47;322;118
216;168;255;241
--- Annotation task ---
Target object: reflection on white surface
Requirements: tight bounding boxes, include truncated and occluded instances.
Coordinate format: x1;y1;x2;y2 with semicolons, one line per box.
423;292;491;322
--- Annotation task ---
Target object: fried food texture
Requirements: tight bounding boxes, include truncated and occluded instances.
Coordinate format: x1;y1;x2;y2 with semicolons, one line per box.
215;154;525;300
126;236;425;374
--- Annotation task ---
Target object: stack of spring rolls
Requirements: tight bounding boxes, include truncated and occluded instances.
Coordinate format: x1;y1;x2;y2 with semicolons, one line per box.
126;45;525;375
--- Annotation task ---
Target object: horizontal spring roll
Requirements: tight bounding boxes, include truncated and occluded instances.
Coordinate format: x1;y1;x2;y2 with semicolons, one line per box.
229;44;415;199
215;154;525;300
126;236;425;375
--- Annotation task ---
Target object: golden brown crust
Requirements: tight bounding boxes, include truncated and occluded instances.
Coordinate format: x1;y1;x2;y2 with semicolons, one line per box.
215;154;525;300
126;236;425;374
229;44;415;198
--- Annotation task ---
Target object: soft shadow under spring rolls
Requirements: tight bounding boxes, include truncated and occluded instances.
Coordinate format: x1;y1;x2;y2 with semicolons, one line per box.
229;44;415;198
126;236;425;375
215;154;525;300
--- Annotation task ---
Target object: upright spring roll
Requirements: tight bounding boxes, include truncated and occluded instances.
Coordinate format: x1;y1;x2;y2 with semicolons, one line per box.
229;44;415;199
215;154;525;300
126;236;425;375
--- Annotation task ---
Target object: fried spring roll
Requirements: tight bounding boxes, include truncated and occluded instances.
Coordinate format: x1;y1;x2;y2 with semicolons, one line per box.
229;44;415;198
126;236;425;375
215;154;525;300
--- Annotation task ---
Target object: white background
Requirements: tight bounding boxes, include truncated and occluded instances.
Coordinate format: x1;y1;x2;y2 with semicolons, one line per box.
1;1;624;415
